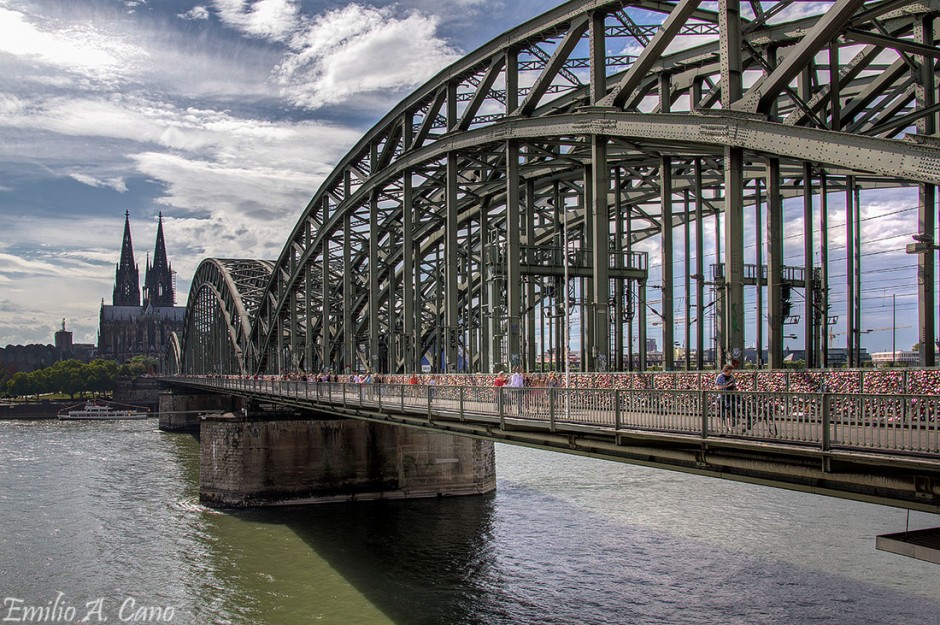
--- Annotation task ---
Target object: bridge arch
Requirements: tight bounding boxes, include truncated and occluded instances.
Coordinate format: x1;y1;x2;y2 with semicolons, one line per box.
183;0;940;376
178;259;274;375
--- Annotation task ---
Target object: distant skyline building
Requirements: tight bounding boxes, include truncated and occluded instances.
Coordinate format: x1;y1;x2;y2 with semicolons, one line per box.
98;212;185;366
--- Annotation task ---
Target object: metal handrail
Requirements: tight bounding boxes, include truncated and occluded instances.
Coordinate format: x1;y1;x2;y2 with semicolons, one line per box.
167;376;940;456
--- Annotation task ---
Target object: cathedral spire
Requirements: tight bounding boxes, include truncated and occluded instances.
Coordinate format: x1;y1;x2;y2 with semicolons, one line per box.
143;212;175;307
112;210;140;306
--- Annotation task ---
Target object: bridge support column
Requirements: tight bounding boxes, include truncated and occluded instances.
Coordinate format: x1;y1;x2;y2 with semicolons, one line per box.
158;390;242;432
199;413;496;507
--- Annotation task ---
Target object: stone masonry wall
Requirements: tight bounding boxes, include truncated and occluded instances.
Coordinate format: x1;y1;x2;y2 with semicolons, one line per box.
199;415;496;507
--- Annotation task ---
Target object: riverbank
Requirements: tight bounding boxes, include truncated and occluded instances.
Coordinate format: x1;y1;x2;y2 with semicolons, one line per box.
0;401;70;419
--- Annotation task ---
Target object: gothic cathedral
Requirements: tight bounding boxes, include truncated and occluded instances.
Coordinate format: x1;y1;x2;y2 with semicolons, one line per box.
98;211;185;367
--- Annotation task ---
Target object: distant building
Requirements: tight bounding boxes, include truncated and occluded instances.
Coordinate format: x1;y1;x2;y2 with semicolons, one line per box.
0;344;56;375
54;319;94;363
97;212;185;368
870;345;939;367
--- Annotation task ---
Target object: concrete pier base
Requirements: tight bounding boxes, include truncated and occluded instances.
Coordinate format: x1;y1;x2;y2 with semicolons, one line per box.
199;414;496;507
158;391;242;432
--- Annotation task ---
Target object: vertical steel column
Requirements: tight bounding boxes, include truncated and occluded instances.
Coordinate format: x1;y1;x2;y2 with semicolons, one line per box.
845;175;855;367
504;47;520;371
766;158;784;368
415;241;426;372
446;152;460;371
626;196;635;370
320;196;331;372
684;189;692;370
554;181;566;373
321;238;330;372
661;155;675;370
723;149;745;365
526;178;537;370
592;136;610;371
369;193;380;373
614;168;624;371
852;185;862;360
583;164;594;369
803;163;815;368
853;184;861;361
343;208;354;372
820;174;829;367
720;0;744;365
435;246;442;372
480;204;492;372
506;141;522;369
402;171;415;373
589;9;606;104
638;281;648;370
695;159;705;370
304;220;313;373
915;16;937;366
825;42;837;370
754;180;763;368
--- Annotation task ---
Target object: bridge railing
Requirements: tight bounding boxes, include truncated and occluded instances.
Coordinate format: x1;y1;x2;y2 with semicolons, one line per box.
185;377;940;456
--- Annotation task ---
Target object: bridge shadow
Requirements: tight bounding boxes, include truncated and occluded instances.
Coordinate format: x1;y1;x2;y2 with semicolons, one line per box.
199;480;940;625
218;494;499;625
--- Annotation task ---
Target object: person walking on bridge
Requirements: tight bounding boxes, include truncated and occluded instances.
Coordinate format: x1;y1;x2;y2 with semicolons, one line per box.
509;367;525;415
715;363;738;431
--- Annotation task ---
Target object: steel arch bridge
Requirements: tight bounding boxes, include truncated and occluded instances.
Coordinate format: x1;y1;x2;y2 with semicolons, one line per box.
173;0;940;377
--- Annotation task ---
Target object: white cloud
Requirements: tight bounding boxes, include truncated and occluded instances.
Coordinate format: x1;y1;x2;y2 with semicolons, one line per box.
179;7;210;21
0;5;146;85
69;173;128;193
211;0;300;41
274;4;461;110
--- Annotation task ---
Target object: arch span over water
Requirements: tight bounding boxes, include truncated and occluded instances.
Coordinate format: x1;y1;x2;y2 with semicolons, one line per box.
174;0;940;376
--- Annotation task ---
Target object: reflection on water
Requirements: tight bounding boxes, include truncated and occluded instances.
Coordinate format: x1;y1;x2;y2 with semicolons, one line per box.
1;419;939;625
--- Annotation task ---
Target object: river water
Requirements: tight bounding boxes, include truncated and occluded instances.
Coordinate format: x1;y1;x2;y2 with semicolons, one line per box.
1;418;938;625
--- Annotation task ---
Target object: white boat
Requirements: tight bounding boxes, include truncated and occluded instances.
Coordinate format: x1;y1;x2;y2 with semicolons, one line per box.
58;402;149;420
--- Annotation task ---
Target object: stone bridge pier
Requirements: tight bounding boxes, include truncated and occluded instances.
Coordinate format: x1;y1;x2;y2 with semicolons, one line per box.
180;397;495;507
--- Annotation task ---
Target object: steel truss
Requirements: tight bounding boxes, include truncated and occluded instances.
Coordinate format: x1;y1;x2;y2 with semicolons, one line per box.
176;0;940;376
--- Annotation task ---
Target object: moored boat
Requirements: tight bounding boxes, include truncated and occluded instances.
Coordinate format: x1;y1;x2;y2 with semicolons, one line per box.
58;402;149;420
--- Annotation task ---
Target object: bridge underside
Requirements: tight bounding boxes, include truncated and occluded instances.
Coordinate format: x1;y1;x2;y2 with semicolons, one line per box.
167;377;940;514
173;0;940;377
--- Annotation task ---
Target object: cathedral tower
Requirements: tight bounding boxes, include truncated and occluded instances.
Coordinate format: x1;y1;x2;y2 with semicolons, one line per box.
143;212;175;308
112;210;140;306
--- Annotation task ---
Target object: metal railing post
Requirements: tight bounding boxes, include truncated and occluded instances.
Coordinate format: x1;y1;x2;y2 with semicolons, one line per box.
549;388;556;432
427;384;433;423
701;389;708;438
822;393;831;451
614;389;621;430
459;386;465;421
499;387;506;429
548;388;555;428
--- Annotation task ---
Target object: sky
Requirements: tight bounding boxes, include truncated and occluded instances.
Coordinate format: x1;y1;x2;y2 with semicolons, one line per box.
0;0;562;347
0;0;928;356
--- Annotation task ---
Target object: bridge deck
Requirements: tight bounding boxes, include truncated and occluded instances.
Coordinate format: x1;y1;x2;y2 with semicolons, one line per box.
164;377;940;514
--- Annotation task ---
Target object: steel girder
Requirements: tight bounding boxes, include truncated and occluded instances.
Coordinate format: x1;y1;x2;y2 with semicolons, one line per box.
189;0;940;375
177;259;274;375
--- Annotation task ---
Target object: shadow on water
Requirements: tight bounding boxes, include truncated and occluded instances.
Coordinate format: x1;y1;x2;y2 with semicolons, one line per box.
204;488;940;625
157;432;940;625
220;495;500;625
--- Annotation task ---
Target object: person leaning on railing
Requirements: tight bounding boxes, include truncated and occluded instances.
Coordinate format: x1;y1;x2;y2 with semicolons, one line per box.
715;363;746;430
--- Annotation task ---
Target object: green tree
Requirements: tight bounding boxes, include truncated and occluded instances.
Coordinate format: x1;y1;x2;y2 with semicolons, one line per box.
7;371;36;400
85;359;118;396
47;359;86;399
